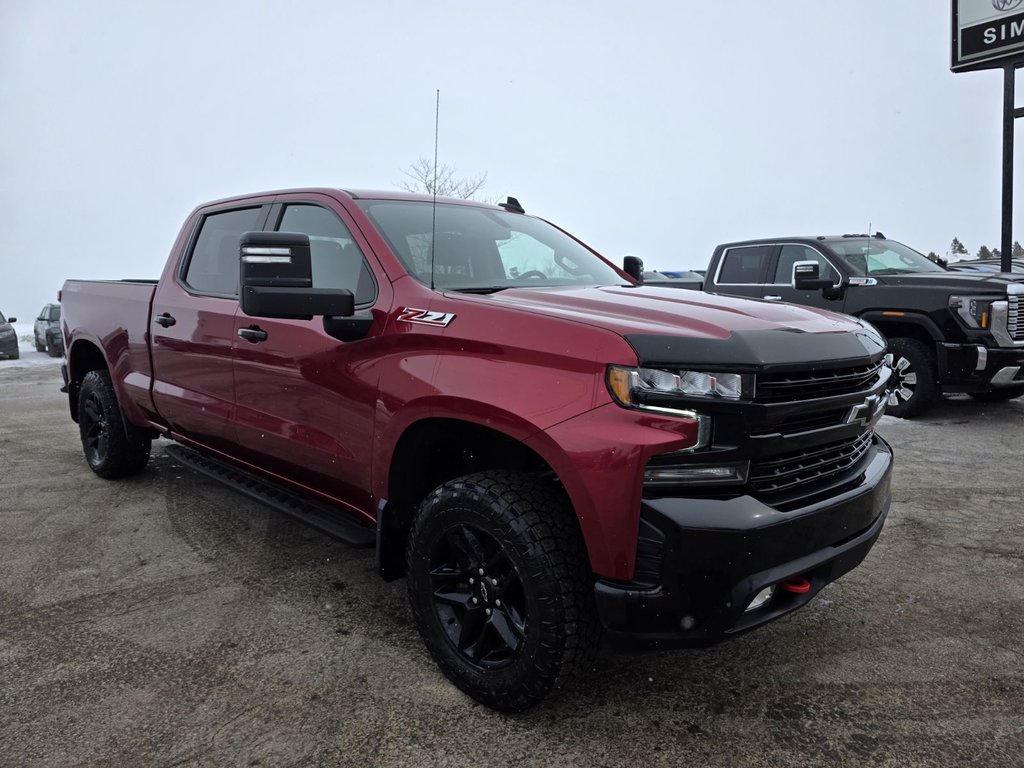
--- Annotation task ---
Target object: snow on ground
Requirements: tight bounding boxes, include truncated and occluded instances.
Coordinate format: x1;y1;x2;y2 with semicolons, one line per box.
0;322;63;371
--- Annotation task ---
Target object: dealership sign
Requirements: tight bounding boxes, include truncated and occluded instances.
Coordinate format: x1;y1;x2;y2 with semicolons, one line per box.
953;0;1024;70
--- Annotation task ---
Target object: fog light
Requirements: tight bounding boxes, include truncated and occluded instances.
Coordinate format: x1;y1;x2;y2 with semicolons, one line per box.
643;460;749;486
745;586;774;612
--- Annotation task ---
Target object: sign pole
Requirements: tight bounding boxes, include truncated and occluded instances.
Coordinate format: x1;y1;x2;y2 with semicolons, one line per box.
1002;62;1015;272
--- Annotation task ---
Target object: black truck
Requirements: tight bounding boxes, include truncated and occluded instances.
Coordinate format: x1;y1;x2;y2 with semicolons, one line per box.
701;234;1024;417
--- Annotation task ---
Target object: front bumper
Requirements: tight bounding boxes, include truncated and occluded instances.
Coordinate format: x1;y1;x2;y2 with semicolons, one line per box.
938;343;1024;392
595;435;893;651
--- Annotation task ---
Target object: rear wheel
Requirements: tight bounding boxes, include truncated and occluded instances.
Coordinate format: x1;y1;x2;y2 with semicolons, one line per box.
969;386;1024;403
46;335;61;357
884;338;938;418
35;338;46;352
406;471;598;712
78;370;152;478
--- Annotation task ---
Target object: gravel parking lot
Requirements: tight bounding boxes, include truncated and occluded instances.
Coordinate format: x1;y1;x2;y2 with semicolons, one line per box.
1;355;1022;767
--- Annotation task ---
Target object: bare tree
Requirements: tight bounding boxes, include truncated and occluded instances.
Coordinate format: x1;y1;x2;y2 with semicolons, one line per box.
399;157;487;199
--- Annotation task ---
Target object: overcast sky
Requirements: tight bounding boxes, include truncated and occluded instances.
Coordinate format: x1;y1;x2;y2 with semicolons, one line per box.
0;1;1019;319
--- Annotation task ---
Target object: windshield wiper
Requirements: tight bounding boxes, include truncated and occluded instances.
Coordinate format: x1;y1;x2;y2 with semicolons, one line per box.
449;286;512;294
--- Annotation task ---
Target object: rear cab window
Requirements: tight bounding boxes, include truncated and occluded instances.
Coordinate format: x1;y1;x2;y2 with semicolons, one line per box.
717;245;772;284
182;207;266;296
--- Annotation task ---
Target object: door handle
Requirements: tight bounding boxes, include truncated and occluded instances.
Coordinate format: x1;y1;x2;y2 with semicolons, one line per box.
237;326;268;343
764;295;783;301
153;313;176;327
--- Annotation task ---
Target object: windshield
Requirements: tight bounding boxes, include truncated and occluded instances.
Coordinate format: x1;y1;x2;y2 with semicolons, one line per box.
0;311;7;323
828;239;946;276
356;200;626;291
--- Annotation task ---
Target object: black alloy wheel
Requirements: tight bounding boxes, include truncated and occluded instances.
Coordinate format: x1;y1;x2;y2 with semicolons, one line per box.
429;524;527;670
406;471;598;712
77;369;152;478
884;338;938;419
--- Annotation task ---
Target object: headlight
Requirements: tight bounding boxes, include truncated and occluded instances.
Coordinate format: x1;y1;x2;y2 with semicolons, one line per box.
607;365;751;407
949;295;1002;329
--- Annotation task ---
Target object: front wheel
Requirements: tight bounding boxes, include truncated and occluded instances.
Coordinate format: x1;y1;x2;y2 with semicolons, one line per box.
406;471;598;712
35;338;46;352
884;338;939;418
78;370;152;478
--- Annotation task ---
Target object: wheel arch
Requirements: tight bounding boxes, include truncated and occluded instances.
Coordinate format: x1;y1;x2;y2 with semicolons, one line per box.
66;339;109;422
376;414;594;581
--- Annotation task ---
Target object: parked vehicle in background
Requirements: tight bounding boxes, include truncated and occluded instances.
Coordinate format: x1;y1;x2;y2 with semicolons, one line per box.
34;303;63;356
0;310;19;359
641;269;703;290
947;259;1024;275
702;233;1024;417
60;188;894;710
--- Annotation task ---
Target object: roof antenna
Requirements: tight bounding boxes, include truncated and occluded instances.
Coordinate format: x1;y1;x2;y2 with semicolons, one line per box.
429;89;440;290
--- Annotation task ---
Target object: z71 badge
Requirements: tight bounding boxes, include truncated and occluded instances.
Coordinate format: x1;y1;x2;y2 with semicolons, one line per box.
397;307;456;327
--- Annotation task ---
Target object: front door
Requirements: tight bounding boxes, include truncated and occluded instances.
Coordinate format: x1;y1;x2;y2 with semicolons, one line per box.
231;196;391;514
761;244;844;310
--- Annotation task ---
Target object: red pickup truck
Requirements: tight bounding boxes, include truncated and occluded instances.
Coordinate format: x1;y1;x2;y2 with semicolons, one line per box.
61;188;894;710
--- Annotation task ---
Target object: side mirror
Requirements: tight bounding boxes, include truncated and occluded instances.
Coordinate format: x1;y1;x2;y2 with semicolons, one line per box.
793;260;844;301
239;231;355;320
623;255;644;283
7;317;16;323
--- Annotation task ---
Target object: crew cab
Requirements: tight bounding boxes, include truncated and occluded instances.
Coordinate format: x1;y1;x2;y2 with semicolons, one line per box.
703;234;1024;417
61;189;894;710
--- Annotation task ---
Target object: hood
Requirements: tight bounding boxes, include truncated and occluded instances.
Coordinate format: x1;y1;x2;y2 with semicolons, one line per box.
451;284;887;367
476;284;860;339
875;272;1024;292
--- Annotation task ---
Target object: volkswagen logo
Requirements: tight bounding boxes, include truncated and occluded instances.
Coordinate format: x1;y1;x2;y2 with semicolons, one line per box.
994;0;1024;12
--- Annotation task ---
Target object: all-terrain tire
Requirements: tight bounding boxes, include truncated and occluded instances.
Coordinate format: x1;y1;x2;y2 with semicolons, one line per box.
406;470;599;712
885;338;939;418
969;385;1024;403
35;338;46;352
78;369;152;478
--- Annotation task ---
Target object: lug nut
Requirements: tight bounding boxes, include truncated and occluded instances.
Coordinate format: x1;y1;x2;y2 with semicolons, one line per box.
478;568;484;575
469;577;474;584
490;578;497;586
495;599;501;607
485;608;492;616
471;597;478;604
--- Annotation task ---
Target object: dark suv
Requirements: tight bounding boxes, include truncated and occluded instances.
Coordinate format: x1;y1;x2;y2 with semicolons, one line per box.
33;303;63;356
702;234;1024;417
0;310;19;360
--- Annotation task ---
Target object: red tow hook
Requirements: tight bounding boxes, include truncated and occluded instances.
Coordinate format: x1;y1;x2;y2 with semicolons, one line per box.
780;576;811;594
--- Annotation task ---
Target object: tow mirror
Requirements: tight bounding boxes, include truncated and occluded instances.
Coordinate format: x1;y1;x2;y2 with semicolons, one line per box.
623;255;644;283
793;260;844;301
239;231;354;320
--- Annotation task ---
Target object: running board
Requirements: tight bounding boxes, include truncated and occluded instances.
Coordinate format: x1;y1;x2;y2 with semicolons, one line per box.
164;444;376;548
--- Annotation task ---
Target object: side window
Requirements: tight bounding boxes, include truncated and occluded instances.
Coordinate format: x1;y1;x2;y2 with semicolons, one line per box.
718;246;771;284
184;207;264;296
49;306;61;321
774;245;838;284
277;205;377;306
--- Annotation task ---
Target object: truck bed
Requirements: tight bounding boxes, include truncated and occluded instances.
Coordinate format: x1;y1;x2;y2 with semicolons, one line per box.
61;279;159;428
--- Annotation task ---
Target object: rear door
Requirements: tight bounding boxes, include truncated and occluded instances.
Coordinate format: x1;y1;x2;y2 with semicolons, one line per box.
150;203;270;453
762;243;843;309
230;194;391;511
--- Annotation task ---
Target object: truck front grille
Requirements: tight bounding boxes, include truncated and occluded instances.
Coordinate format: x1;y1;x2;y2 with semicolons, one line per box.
755;360;885;403
748;432;873;495
1009;296;1023;341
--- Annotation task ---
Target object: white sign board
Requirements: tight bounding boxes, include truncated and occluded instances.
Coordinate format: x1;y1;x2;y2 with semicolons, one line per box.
953;0;1024;70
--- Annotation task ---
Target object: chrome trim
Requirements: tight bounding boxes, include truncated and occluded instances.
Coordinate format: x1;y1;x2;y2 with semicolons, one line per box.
975;346;988;372
990;300;1024;347
991;366;1022;386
